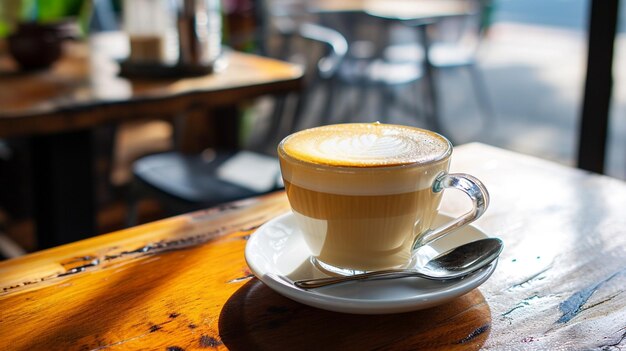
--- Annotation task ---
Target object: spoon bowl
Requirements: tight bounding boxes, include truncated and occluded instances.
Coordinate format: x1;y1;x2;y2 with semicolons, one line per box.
294;238;503;289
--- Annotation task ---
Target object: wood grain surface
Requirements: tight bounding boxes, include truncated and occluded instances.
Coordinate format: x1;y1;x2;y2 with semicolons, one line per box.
1;143;625;350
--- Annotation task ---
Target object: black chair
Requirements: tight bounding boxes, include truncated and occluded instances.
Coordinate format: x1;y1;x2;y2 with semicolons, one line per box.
425;0;495;126
262;17;348;137
317;12;427;125
127;22;347;225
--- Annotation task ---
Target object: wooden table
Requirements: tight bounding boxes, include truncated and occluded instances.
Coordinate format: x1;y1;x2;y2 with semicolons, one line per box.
0;34;303;248
1;143;624;350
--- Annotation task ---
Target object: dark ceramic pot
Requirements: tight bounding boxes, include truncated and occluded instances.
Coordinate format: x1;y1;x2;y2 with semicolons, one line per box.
7;22;70;70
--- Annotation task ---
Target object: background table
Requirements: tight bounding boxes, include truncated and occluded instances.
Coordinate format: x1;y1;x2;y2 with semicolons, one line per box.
309;0;471;19
0;36;303;248
1;143;625;350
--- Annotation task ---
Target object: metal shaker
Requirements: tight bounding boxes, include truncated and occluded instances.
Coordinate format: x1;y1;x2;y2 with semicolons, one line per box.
177;0;222;67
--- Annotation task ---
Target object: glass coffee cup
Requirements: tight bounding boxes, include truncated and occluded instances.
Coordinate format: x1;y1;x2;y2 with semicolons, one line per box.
278;123;489;276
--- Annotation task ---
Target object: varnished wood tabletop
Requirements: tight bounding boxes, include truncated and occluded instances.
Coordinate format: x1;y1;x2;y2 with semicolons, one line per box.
1;143;625;350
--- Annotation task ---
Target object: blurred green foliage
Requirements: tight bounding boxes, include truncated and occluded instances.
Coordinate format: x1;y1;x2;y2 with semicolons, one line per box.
21;0;85;22
0;0;92;37
28;0;84;22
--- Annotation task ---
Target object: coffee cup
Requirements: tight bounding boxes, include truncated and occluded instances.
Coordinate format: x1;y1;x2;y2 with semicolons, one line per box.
278;123;489;275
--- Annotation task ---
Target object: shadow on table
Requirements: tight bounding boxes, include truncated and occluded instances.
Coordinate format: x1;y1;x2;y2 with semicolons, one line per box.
219;279;491;351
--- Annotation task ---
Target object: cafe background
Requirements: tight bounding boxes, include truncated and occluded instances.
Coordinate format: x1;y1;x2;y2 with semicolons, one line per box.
0;0;625;257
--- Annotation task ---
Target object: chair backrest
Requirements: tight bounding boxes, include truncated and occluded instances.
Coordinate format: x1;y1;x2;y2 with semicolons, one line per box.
268;17;347;81
298;22;349;79
242;15;348;153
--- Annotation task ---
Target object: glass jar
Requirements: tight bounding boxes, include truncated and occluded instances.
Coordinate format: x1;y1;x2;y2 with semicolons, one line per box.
177;0;222;67
122;0;179;65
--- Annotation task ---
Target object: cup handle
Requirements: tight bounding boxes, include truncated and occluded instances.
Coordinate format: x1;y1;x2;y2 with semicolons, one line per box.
413;173;490;249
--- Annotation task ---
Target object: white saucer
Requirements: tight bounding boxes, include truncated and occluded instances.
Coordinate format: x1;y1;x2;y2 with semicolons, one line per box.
245;212;498;314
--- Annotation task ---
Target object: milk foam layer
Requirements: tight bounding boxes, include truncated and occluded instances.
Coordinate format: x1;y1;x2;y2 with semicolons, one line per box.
279;123;452;195
281;123;449;167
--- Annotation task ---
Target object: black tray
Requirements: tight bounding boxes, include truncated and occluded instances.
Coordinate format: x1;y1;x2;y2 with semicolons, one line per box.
118;57;226;78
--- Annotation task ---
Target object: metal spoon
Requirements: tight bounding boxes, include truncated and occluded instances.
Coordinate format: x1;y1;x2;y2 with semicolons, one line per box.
294;238;503;289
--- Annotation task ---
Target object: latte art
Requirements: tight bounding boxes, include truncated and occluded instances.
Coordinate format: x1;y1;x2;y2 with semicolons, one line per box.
281;123;450;167
318;134;414;161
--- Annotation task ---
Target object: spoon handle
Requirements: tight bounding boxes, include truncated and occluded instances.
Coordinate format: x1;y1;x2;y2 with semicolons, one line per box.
294;269;432;289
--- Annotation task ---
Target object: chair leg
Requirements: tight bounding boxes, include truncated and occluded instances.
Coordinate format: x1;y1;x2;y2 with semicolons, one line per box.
411;80;427;125
350;81;370;122
378;85;393;123
126;180;140;227
316;79;337;127
420;74;441;132
265;94;289;146
328;81;352;124
468;64;495;126
287;93;304;134
385;82;426;125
